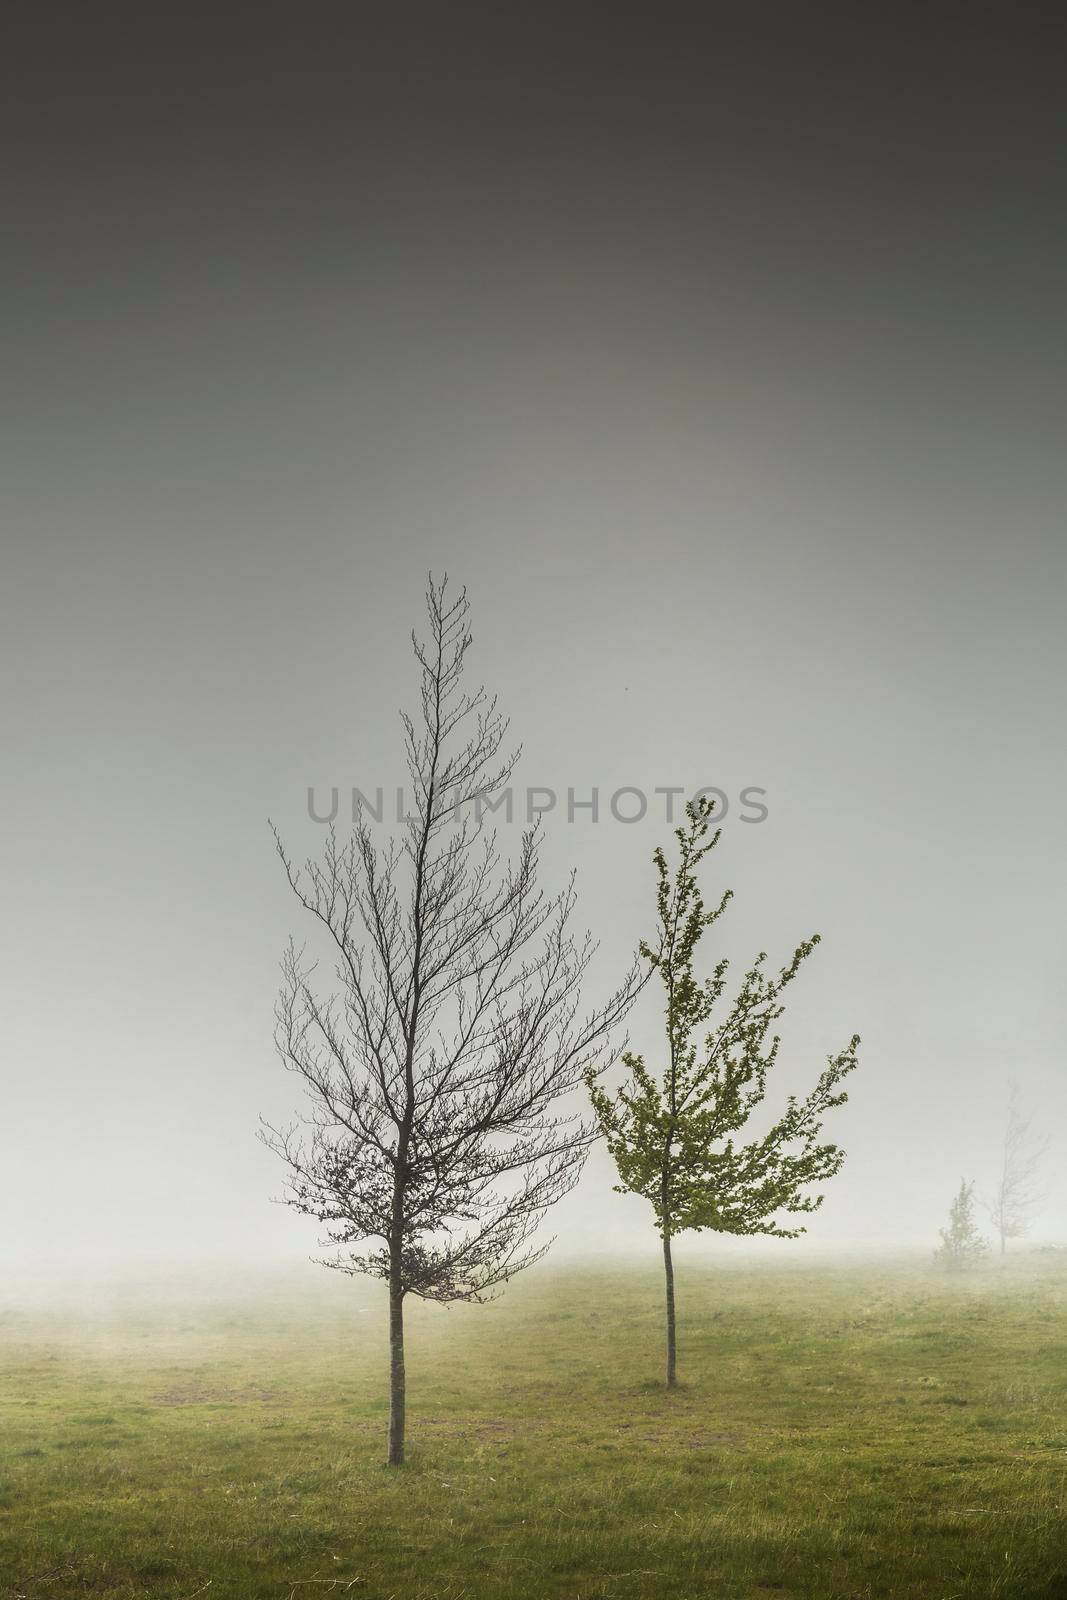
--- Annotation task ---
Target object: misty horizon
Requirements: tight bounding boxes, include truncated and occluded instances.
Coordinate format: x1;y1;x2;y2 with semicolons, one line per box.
3;4;1065;1286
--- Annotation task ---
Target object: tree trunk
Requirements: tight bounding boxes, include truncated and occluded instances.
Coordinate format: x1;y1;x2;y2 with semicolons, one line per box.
387;1275;406;1465
663;1229;677;1387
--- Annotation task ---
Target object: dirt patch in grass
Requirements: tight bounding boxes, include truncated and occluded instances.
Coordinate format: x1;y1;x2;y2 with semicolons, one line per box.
150;1382;285;1407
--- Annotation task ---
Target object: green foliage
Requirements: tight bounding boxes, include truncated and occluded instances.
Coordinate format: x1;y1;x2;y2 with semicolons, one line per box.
935;1178;990;1272
588;799;860;1242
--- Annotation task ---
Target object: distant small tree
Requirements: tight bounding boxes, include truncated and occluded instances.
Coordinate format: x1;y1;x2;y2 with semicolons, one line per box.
984;1085;1048;1256
587;799;860;1387
263;576;639;1465
935;1179;989;1271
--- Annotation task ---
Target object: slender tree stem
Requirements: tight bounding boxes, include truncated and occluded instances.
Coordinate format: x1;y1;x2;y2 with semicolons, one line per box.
387;1271;406;1466
663;1227;677;1387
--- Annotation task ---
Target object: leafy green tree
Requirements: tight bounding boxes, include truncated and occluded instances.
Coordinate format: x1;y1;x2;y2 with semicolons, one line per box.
935;1179;989;1271
587;799;860;1386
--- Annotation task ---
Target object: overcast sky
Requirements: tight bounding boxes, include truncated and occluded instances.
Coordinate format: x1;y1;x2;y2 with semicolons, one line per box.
2;3;1065;1278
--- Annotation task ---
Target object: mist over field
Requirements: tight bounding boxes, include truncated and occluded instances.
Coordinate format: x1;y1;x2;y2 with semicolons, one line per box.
2;4;1065;1295
3;1253;1067;1598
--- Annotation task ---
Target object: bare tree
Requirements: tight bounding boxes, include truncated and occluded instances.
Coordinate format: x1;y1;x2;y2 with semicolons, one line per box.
984;1084;1048;1256
262;576;639;1465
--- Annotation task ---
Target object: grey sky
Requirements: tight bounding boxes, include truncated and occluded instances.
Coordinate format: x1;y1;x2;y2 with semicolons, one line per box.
2;4;1065;1274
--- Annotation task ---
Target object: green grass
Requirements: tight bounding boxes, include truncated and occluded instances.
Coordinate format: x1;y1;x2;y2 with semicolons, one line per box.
3;1256;1067;1598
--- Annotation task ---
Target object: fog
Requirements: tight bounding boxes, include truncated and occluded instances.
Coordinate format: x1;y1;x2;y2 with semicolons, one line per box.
3;5;1065;1291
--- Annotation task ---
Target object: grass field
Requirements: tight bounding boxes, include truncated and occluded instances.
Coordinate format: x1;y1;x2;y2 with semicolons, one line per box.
2;1255;1066;1599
